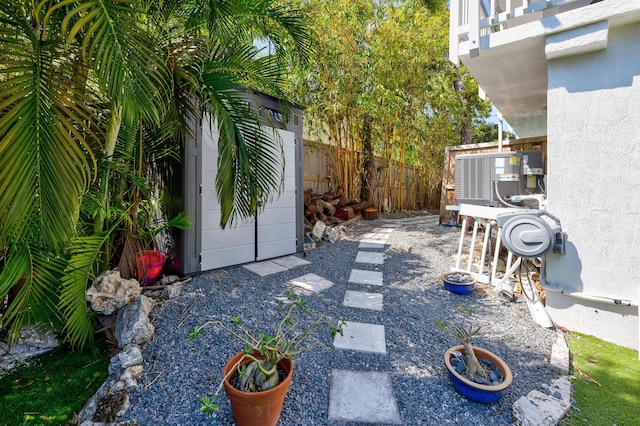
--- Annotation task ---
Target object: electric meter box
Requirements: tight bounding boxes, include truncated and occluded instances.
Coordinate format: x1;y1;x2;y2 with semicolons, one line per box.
521;150;545;192
522;150;544;175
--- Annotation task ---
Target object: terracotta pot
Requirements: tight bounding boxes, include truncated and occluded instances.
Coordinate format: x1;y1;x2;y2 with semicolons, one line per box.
444;345;512;403
222;350;293;426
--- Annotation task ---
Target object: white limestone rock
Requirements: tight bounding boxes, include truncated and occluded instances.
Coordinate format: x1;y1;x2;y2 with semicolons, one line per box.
87;271;141;315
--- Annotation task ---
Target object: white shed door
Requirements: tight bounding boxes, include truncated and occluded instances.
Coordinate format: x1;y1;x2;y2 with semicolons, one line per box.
200;123;297;271
256;129;296;261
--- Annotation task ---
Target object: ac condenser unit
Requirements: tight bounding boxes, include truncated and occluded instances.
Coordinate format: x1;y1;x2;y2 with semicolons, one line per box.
454;150;544;207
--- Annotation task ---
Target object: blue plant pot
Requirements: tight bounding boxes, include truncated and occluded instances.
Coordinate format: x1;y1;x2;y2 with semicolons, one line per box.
444;345;512;404
440;272;477;295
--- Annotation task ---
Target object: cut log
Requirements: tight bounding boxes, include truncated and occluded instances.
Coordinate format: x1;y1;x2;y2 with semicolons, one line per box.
304;188;313;206
322;190;335;201
304;217;313;232
349;200;374;213
335;207;355;221
363;208;379;220
305;204;318;216
335;215;362;228
336;195;349;207
317;199;335;216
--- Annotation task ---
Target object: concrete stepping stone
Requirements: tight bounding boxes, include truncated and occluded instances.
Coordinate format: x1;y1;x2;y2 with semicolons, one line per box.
391;217;431;224
333;321;386;354
348;269;383;286
244;255;310;276
243;261;288;276
328;369;402;424
380;222;402;228
343;290;383;311
361;232;389;243
372;227;395;233
359;241;386;250
355;251;385;264
271;255;311;269
288;273;334;293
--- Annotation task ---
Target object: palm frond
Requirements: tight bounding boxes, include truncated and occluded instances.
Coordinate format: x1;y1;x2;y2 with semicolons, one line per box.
199;44;285;226
0;245;65;342
0;5;97;252
59;0;171;127
59;231;115;349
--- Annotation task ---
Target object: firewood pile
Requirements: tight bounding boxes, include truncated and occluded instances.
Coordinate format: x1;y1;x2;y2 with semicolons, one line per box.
304;186;375;232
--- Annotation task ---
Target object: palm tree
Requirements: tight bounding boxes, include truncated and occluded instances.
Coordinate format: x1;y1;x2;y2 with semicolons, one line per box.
0;0;311;348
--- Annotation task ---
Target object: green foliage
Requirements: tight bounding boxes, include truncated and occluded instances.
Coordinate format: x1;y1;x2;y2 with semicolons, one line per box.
437;305;479;344
438;305;487;380
471;118;516;144
198;395;219;417
563;332;640;426
0;341;110;425
0;0;310;348
291;0;491;202
190;290;345;417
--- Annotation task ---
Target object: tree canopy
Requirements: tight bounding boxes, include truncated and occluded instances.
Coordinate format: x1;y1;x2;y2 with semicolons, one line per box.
292;0;491;207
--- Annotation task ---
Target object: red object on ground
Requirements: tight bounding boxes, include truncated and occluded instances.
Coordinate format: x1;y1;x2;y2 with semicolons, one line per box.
135;250;166;286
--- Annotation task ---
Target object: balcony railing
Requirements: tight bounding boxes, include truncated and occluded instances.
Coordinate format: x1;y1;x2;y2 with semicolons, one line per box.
449;0;593;64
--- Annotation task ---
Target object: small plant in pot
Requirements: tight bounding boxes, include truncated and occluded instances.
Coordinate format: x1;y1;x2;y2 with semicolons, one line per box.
437;306;512;403
439;271;477;295
188;290;345;426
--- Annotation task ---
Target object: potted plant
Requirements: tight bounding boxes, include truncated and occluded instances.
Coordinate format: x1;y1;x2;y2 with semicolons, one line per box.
189;290;345;426
439;271;477;295
437;306;512;403
117;203;190;285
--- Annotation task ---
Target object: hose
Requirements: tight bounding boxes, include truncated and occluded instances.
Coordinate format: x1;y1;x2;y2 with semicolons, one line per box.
518;258;538;303
493;181;521;208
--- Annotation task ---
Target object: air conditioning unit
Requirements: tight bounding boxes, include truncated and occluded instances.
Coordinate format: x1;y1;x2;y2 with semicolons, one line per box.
454;150;544;207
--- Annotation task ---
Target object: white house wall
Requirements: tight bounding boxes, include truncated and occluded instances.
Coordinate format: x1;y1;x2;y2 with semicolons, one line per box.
544;21;640;350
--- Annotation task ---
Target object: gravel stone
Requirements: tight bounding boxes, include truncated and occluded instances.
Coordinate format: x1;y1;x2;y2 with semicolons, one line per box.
120;213;559;425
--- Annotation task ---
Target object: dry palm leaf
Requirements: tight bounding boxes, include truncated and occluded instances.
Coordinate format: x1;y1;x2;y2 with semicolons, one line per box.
573;361;601;386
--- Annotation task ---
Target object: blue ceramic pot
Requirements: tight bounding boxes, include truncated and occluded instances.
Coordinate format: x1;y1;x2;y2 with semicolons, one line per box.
440;272;477;295
444;345;512;403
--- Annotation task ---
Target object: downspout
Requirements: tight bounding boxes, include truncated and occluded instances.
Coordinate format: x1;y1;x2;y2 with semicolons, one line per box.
542;285;638;307
541;270;639;359
540;259;637;307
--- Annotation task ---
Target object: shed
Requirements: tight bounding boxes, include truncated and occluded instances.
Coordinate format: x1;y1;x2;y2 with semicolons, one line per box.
171;91;304;274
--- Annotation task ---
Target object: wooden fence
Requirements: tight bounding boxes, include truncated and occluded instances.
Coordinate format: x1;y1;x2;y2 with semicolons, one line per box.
438;136;547;223
303;139;430;211
304;136;547;217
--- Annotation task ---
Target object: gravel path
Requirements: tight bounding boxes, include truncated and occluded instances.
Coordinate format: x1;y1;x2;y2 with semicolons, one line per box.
121;213;559;425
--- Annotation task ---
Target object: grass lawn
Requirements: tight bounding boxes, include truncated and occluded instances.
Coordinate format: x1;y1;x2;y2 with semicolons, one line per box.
563;332;640;426
0;340;110;426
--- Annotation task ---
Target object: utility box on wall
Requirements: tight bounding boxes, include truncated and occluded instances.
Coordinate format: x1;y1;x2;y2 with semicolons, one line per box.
171;91;304;275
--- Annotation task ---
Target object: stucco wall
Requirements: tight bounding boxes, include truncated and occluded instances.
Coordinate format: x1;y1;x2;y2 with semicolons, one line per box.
544;22;640;350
